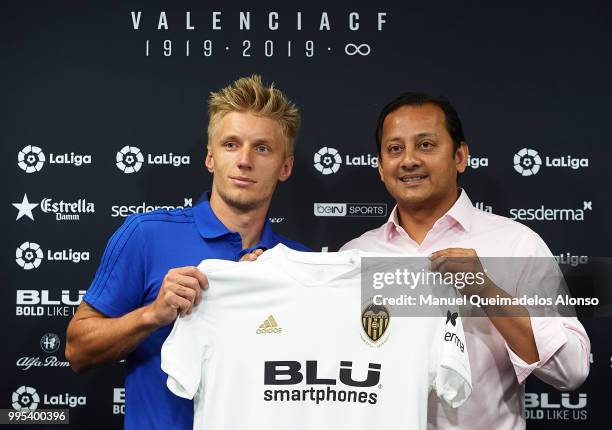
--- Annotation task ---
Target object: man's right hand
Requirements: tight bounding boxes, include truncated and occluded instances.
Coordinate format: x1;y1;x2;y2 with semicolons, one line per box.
146;266;208;327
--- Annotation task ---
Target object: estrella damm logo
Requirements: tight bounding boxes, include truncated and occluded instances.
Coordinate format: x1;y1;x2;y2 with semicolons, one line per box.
361;303;390;342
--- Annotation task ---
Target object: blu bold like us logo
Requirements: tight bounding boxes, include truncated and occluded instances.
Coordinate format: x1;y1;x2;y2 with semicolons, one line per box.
16;290;84;317
524;392;588;421
115;145;190;174
17;145;91;173
264;361;381;387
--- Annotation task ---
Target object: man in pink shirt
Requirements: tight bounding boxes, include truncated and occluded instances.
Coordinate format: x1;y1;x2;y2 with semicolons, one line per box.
340;93;590;429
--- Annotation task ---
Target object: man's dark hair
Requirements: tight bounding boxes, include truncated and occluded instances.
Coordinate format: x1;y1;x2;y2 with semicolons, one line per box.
375;92;465;155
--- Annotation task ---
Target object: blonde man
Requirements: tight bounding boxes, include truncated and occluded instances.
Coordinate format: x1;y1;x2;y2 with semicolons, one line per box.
66;75;308;430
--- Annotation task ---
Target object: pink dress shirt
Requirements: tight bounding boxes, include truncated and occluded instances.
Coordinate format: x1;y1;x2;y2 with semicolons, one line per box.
340;189;590;429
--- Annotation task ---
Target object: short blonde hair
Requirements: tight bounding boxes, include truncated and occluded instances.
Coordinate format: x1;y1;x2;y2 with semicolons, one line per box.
207;75;301;155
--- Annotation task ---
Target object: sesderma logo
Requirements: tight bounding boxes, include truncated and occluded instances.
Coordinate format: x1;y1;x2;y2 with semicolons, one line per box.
509;201;592;221
314;203;387;217
111;197;193;217
116;145;191;174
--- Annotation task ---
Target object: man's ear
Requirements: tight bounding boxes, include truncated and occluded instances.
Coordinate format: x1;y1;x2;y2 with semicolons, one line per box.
278;155;294;182
377;157;385;182
205;149;214;173
455;142;469;173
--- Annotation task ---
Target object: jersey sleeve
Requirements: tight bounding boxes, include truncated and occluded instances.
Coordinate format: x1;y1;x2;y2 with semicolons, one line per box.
429;311;472;408
161;260;227;400
161;306;212;400
83;215;146;317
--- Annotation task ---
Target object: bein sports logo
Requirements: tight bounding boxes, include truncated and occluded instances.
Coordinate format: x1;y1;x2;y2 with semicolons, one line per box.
513;148;542;176
15;242;44;270
116;146;144;174
12;386;40;411
314;147;342;175
18;146;46;173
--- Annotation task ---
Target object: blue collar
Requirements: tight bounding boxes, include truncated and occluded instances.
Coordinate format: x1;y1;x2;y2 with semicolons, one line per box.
193;192;276;250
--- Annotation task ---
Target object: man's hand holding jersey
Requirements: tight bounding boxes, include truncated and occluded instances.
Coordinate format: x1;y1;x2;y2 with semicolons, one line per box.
429;247;540;364
148;249;266;323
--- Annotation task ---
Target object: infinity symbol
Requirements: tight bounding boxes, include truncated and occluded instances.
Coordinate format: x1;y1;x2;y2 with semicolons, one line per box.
344;43;371;56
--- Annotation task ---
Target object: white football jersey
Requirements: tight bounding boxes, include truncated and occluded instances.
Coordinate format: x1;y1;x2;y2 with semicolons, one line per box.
161;244;471;430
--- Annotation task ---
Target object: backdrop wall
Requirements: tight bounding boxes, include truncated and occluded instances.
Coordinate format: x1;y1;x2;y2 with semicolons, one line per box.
3;1;610;428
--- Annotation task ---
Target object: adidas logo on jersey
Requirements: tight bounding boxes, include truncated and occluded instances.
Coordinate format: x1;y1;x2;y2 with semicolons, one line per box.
256;315;282;334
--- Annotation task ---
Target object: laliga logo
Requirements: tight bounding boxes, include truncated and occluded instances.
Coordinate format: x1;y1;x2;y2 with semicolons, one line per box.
314;147;342;175
12;386;40;411
16;242;43;270
15;241;89;270
18;145;46;173
116;146;144;174
514;148;542;176
17;146;91;172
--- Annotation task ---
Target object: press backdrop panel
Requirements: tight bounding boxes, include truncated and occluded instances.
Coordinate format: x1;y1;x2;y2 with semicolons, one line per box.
2;1;611;428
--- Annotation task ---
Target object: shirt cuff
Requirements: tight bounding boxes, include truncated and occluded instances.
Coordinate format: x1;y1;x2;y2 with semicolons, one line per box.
506;317;568;384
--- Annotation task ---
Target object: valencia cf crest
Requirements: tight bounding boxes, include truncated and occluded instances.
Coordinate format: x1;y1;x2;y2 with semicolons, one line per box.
361;303;390;343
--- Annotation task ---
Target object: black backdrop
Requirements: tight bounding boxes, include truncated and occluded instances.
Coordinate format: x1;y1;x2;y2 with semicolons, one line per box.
2;1;611;428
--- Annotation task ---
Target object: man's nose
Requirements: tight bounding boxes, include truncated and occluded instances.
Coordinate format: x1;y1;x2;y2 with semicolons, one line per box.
237;146;253;169
399;146;421;170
